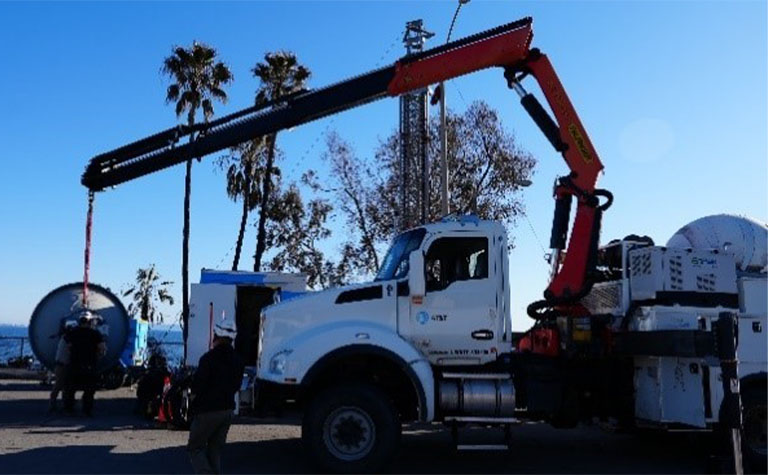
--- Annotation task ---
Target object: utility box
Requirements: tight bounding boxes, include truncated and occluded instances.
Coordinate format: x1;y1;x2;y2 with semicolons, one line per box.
634;356;707;428
187;269;306;367
121;318;149;367
628;247;738;302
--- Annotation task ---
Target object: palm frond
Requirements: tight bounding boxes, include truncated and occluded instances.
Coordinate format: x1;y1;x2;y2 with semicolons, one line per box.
210;87;227;102
212;63;233;84
202;99;214;121
166;84;180;103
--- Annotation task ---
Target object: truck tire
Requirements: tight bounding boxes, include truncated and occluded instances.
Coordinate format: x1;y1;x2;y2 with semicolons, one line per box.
163;380;191;430
302;384;400;473
742;385;767;473
100;366;126;390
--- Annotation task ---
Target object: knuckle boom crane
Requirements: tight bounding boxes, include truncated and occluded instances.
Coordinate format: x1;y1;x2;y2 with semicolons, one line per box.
81;16;610;309
79;18;765;472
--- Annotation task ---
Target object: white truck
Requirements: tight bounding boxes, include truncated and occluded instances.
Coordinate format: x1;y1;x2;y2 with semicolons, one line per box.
254;214;766;472
186;269;307;368
76;16;766;473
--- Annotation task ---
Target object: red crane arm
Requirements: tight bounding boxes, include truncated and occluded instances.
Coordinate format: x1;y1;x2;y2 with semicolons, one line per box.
522;52;610;305
82;16;609;306
384;22;609;304
386;20;532;95
524;53;604;192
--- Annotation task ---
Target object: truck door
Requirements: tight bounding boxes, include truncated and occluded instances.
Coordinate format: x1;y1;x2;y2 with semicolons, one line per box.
188;284;237;367
407;234;498;366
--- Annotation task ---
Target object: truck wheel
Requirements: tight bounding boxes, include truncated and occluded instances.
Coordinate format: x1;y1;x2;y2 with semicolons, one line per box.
742;385;767;473
302;384;400;473
100;366;126;390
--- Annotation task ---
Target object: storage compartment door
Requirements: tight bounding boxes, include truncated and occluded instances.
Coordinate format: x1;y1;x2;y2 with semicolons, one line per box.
235;286;276;366
188;284;237;367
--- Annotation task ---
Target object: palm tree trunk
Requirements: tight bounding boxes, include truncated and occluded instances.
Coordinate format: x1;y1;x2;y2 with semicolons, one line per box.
232;170;250;271
253;134;276;272
181;113;195;362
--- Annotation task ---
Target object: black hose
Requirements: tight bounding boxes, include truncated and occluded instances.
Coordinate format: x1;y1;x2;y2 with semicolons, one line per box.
595;188;614;211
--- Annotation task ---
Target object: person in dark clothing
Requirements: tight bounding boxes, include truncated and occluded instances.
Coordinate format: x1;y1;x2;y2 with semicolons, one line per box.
187;319;243;474
49;321;77;412
63;311;106;416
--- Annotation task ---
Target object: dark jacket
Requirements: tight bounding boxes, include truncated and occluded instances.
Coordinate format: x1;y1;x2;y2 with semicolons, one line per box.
191;343;243;414
65;326;103;371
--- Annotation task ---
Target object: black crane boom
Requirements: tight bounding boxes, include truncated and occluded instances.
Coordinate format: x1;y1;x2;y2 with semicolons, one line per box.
81;17;534;191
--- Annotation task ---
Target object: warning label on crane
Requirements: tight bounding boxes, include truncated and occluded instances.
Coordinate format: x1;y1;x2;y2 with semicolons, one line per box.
568;123;593;164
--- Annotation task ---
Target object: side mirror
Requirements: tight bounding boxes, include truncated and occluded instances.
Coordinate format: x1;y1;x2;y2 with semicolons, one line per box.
408;251;425;297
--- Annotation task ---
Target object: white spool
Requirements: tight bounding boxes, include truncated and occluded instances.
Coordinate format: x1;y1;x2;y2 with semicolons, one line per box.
666;214;768;272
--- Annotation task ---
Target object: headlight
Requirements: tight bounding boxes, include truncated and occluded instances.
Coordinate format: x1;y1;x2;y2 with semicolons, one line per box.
269;349;293;375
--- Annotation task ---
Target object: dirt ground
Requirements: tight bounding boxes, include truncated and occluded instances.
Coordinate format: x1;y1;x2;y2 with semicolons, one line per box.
0;378;714;474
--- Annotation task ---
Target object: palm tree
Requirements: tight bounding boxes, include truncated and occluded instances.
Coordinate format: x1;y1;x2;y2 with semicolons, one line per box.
251;51;311;271
162;42;233;358
123;264;174;324
218;138;265;270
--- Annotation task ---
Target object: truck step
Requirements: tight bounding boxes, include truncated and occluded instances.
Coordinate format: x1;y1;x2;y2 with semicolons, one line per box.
449;419;514;452
441;372;511;380
444;416;519;423
456;444;509;451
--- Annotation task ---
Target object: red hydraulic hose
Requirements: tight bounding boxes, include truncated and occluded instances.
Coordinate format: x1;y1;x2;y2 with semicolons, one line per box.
82;191;95;307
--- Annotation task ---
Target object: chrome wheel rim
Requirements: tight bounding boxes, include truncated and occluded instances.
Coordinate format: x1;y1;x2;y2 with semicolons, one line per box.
322;406;376;461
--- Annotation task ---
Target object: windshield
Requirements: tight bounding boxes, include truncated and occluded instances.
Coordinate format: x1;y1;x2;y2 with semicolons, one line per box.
375;228;426;281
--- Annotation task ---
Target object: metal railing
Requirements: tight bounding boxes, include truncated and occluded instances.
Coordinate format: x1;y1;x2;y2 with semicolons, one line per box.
0;334;186;367
0;335;35;365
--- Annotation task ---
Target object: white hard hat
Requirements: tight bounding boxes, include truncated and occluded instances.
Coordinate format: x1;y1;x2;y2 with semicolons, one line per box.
78;310;95;324
213;319;237;339
78;309;103;325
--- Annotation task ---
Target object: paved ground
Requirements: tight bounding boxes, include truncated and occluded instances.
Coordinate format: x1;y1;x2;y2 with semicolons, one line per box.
0;378;716;474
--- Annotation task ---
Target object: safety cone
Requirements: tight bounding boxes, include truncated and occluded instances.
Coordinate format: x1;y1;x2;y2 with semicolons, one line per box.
157;376;172;423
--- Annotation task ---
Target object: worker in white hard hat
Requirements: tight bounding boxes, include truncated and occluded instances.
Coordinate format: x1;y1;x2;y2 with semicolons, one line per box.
48;320;78;412
187;318;243;474
63;310;107;416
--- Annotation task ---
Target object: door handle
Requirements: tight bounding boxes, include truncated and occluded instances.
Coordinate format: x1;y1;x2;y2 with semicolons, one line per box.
471;329;494;340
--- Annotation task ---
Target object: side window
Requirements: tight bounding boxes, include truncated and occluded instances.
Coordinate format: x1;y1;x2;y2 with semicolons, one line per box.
425;237;488;292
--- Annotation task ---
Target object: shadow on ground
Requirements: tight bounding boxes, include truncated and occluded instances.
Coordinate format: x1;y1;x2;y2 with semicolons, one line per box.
0;379;713;474
0;439;311;474
0;424;712;474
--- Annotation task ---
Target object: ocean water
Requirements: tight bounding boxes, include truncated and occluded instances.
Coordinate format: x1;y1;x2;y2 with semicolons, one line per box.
0;323;184;367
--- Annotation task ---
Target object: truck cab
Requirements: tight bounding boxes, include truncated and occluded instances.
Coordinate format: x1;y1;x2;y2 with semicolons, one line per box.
256;216;515;471
257;215;511;381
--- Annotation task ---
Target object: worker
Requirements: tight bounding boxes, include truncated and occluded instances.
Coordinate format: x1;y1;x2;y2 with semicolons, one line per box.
187;319;243;474
48;320;77;412
63;310;106;416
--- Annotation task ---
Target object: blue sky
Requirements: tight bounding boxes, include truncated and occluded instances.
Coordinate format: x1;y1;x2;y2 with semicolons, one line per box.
0;1;765;329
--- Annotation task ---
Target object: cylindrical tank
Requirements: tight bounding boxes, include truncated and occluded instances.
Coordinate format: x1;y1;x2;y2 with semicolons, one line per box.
666;214;768;272
439;378;515;416
29;282;130;372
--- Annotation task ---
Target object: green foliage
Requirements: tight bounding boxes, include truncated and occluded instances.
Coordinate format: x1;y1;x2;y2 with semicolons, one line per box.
266;185;341;289
162;42;233;123
161;40;233;346
122;264;174;324
250;51;312;272
325;100;536;281
251;51;311;106
217;138;268;270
